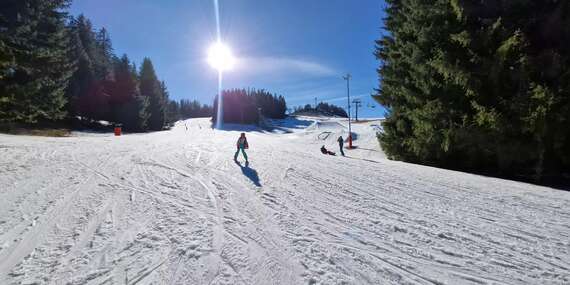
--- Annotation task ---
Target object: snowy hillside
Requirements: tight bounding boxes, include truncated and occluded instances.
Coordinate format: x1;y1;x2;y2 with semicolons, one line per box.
0;117;569;284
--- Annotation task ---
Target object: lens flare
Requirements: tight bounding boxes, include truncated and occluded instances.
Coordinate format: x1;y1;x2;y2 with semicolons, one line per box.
212;0;227;129
207;42;235;71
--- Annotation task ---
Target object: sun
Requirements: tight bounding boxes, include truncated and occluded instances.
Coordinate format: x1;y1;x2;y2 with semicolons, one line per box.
207;42;235;71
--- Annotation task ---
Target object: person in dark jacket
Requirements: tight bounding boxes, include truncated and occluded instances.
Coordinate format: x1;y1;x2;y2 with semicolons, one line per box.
234;133;249;162
337;136;345;156
320;145;336;156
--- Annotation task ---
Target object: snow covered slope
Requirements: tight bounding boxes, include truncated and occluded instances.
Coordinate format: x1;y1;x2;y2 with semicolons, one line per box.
0;117;568;284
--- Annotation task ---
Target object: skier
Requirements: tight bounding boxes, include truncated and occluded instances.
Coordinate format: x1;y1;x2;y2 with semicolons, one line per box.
234;133;249;162
337;135;345;156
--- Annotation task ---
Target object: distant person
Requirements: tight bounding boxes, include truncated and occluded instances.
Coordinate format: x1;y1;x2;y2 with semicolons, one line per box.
234;133;249;162
320;145;336;156
337;136;345;156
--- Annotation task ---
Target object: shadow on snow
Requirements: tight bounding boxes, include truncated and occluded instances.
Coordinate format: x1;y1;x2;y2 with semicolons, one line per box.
267;117;314;133
214;123;265;133
234;160;261;187
212;117;314;134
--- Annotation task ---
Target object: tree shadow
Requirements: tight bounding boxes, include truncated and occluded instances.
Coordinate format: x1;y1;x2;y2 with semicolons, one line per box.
234;160;262;187
214;123;265;133
268;117;314;133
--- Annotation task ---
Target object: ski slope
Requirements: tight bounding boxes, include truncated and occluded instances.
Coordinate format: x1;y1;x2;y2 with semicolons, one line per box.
0;117;569;285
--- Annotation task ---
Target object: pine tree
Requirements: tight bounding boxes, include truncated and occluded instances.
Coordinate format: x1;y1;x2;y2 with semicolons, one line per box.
212;88;288;124
376;0;570;181
0;0;72;123
293;102;347;117
179;99;212;119
375;0;469;165
108;54;148;131
160;81;169;104
139;58;165;131
165;100;180;126
94;28;113;80
159;81;177;127
0;40;12;82
66;15;111;120
453;0;570;180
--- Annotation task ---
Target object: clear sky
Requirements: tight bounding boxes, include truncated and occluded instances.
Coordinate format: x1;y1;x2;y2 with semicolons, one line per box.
70;0;386;118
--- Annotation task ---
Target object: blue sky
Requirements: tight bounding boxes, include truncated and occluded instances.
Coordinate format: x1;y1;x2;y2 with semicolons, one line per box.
70;0;386;118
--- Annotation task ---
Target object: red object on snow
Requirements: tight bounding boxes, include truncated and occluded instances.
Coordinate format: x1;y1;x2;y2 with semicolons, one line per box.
348;134;353;149
114;127;121;136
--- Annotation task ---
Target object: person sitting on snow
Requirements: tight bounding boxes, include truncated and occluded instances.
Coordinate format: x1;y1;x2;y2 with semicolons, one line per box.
234;133;249;162
320;145;336;156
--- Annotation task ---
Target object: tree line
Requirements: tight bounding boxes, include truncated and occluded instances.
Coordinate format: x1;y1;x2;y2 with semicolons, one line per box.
212;88;287;125
166;99;213;124
293;102;348;118
67;13;168;132
0;0;210;132
375;0;570;182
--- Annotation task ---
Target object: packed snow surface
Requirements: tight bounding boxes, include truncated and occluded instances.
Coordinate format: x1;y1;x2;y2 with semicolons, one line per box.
0;117;569;284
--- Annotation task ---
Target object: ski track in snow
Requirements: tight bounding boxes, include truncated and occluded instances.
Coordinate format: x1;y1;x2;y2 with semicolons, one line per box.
0;117;569;285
